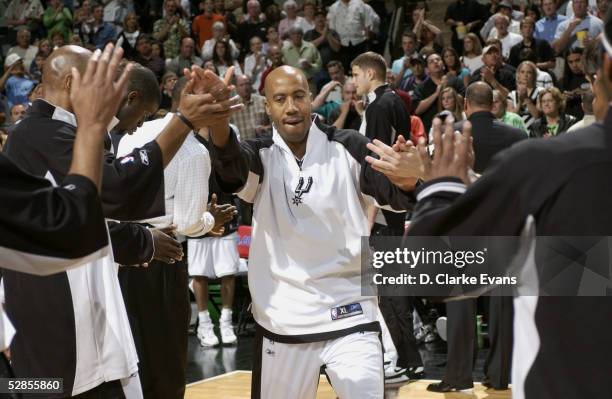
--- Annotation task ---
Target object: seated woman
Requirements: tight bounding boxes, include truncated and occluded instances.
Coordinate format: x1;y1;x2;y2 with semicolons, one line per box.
460;33;484;74
442;47;471;88
529;87;577;138
507;61;542;130
212;38;243;78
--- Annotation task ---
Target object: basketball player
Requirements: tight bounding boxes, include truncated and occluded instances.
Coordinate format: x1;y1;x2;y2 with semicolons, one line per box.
207;65;416;399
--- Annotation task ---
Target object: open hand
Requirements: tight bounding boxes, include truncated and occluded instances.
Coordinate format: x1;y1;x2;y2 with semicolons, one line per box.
365;137;423;191
209;194;237;236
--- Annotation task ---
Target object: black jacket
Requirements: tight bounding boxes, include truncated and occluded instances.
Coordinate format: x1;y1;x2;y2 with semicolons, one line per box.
455;111;527;173
529;114;577;138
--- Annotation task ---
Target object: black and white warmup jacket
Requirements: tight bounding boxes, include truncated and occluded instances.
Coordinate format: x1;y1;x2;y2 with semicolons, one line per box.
3;100;166;397
0;154;109;350
408;109;612;399
209;117;415;340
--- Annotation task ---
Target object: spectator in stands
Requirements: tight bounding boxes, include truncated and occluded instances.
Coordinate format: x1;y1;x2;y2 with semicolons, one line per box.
81;4;116;50
304;8;341;68
470;44;515;98
567;91;596;131
553;0;603;54
530;87;577;137
461;33;484;73
152;40;165;61
444;0;484;55
73;0;92;31
5;0;44;39
10;103;27;124
153;0;189;60
192;0;225;50
136;34;166;81
442;47;471;88
491;88;528;132
43;0;73;43
282;26;322;81
595;0;609;19
278;0;308;40
328;79;362;130
327;0;377;71
438;87;465;122
116;12;140;60
491;14;522;59
535;0;567;43
8;29;38;73
391;31;419;81
412;53;465;131
264;25;283;53
414;7;443;55
237;0;267;51
302;0;317;32
481;0;520;41
230;75;270;139
201;21;240;61
37;38;51;57
400;55;427;94
166;37;203;75
312;61;347;120
103;0;130;30
258;44;284;94
244;36;269;92
509;16;555;71
159;71;177;110
264;3;282;28
0;54;36;109
50;30;65;48
212;38;243;77
507;61;542;130
28;51;46;81
386;68;412;114
516;47;554;88
560;47;589;119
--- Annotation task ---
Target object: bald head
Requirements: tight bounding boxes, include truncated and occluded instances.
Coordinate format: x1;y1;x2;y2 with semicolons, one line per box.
43;45;92;90
466;82;493;109
264;66;308;98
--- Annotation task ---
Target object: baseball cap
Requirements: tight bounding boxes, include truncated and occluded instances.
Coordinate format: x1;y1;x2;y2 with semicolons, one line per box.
482;45;500;55
4;53;22;69
498;0;513;10
409;54;427;65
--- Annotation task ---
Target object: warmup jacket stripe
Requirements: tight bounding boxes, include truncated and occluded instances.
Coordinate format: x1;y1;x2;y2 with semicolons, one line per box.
209;117;415;339
408;108;612;399
3;100;166;397
0;153;109;351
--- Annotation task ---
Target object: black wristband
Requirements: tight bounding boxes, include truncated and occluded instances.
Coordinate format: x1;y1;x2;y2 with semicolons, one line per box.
175;111;195;131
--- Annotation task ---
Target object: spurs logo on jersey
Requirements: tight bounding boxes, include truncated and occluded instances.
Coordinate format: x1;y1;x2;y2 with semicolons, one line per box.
292;176;313;206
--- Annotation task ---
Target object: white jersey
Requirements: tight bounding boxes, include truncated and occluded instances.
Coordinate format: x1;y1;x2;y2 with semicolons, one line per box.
209;117;414;339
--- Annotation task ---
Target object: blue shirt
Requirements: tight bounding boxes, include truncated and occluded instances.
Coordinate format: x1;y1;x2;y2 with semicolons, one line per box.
391;57;413;80
535;14;567;43
554;14;603;51
93;23;117;50
4;76;36;109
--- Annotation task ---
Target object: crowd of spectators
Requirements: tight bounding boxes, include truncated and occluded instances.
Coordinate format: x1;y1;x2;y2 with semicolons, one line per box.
0;0;608;143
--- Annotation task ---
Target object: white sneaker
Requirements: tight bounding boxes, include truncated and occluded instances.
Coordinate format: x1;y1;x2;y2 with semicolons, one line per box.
384;365;410;384
197;321;219;347
220;319;237;345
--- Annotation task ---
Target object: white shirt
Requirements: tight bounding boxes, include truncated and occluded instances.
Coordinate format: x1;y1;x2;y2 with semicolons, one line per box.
244;53;271;92
497;31;523;59
201;38;240;61
118;113;215;237
327;0;377;46
7;44;37;70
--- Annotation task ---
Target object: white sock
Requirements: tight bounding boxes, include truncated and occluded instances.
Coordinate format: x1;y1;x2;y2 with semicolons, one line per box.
221;308;232;322
198;310;211;325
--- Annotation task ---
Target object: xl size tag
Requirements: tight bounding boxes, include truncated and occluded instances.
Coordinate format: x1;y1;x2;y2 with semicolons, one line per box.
330;303;363;321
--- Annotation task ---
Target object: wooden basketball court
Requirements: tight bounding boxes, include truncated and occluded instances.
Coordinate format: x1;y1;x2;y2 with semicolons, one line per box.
185;370;512;399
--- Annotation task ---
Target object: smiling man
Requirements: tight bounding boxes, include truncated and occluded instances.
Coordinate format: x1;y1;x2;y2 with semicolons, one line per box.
207;65;416;399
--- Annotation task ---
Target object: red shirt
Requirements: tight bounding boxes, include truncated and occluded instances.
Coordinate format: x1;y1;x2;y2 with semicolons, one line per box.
192;13;225;49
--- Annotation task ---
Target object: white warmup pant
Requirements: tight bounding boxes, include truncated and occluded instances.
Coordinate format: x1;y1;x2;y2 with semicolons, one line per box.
252;330;383;399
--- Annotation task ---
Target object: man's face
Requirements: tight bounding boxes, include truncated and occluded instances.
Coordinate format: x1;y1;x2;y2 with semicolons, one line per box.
165;0;177;15
285;4;297;18
402;36;416;56
137;39;152;56
17;30;30;48
499;6;512;17
93;6;104;21
315;14;326;29
567;53;583;74
495;16;509;36
386;70;396;87
351;65;371;96
180;38;194;58
247;1;260;18
10;104;26;123
573;0;588;18
204;0;214;13
542;0;556;16
116;92;159;135
427;54;443;74
250;37;263;53
521;21;534;39
483;49;501;67
342;83;358;102
328;65;344;82
267;27;279;41
10;60;25;76
290;31;302;47
491;94;504;117
268;46;283;65
265;72;312;144
236;76;252;99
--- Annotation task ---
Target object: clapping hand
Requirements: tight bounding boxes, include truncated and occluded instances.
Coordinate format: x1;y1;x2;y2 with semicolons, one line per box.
208;194;238;237
365;136;423;191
